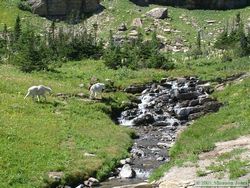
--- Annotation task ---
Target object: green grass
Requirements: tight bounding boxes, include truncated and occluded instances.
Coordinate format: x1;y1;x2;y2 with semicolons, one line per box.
0;59;171;187
207;159;249;179
1;55;250;187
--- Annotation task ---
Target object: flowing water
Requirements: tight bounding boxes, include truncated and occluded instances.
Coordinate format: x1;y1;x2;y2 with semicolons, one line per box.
99;77;221;187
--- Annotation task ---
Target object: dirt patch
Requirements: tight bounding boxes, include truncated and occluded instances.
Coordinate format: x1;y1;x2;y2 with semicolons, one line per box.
158;135;250;188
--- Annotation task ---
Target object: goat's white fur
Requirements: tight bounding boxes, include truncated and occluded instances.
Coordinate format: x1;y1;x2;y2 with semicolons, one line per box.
24;85;52;102
89;83;105;99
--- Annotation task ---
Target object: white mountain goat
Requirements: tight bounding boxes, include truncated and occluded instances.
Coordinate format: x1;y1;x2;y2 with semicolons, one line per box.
24;85;52;102
89;83;105;99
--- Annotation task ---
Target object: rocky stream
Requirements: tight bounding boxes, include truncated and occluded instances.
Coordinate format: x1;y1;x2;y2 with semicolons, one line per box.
97;76;222;188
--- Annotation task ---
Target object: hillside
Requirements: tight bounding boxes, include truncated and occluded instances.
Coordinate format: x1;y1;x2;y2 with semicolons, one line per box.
0;0;250;187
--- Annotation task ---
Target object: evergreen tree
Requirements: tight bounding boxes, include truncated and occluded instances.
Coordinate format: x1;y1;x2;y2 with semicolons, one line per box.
14;15;21;42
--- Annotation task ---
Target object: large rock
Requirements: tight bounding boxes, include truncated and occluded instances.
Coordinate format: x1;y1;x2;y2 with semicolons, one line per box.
28;0;100;17
146;8;168;19
119;164;136;179
133;113;154;126
124;84;148;94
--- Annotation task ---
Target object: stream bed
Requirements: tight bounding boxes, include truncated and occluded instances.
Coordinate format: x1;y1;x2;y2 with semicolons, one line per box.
99;76;222;188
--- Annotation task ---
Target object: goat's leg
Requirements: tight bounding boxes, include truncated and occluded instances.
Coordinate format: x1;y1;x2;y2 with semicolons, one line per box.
31;95;35;101
37;95;40;102
42;95;47;101
24;91;30;99
89;91;93;99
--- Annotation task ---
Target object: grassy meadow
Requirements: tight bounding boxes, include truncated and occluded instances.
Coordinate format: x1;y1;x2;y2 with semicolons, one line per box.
0;59;169;187
0;55;250;187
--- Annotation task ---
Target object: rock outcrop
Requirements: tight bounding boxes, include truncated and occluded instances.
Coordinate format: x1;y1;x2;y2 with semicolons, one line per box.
131;0;250;10
28;0;100;17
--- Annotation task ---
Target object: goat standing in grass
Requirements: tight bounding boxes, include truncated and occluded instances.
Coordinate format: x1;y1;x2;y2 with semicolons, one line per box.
24;85;52;102
89;83;105;99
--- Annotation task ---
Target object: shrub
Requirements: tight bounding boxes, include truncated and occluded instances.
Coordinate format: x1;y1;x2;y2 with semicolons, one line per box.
18;1;31;12
103;30;171;70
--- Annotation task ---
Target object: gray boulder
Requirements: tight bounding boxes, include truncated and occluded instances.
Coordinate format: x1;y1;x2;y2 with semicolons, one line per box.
119;164;136;179
146;8;168;19
28;0;99;17
124;85;148;94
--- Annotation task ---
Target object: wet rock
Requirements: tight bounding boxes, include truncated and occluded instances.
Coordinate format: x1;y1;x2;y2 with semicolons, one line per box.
174;107;192;118
120;159;127;165
120;158;131;165
131;148;145;158
152;121;169;126
188;112;205;120
75;184;84;188
160;78;168;84
199;97;214;104
157;142;169;148
157;156;165;161
203;101;222;112
160;82;172;89
189;99;199;106
177;92;198;101
133;114;154;126
124;85;148;94
84;177;99;187
119;164;136;179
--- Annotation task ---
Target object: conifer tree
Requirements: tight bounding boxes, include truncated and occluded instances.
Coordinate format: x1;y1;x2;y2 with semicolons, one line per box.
14;15;21;42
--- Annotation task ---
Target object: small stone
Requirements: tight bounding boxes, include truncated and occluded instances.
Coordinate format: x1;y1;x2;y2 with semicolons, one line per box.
157;156;165;161
118;23;127;31
48;171;64;182
131;18;143;28
120;159;126;165
125;158;131;164
84;152;96;157
88;177;99;186
157;142;169;148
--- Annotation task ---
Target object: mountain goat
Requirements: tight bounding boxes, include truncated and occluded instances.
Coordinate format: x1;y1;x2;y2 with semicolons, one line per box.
89;83;105;99
24;85;52;102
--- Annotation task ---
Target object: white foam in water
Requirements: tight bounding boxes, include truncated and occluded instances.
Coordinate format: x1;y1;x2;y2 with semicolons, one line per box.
138;94;154;114
134;169;151;179
118;118;134;126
